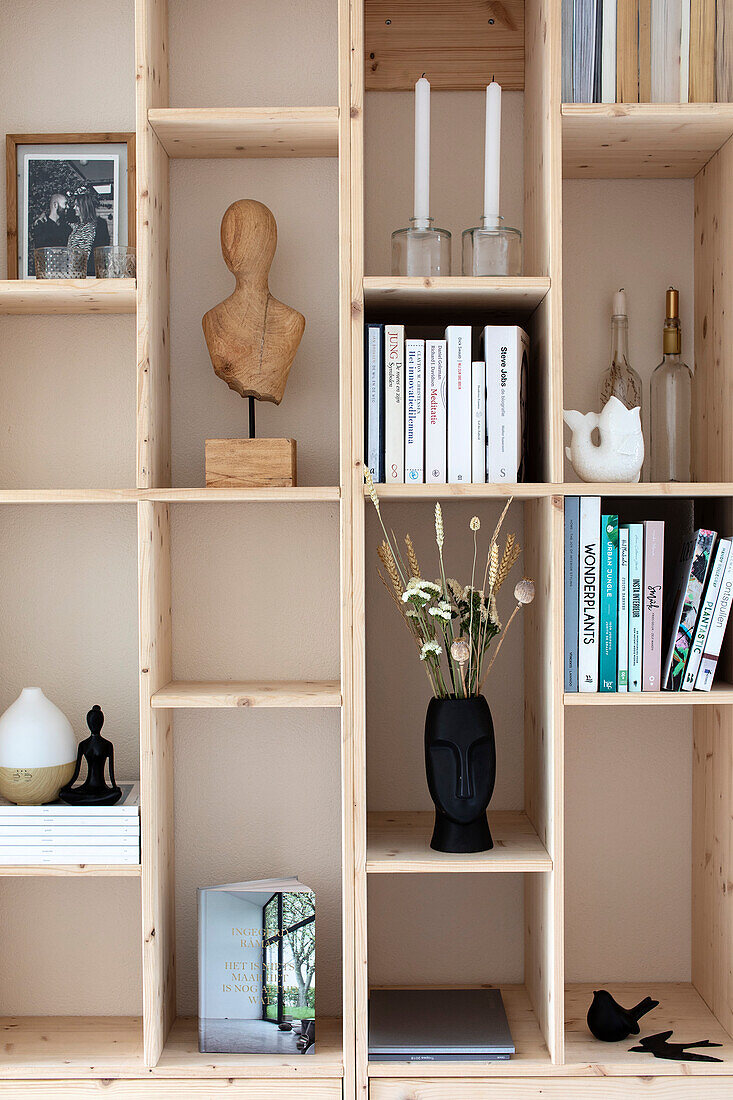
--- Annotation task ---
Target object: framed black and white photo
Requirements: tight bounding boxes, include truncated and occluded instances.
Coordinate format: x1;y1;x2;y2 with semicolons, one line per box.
6;133;135;279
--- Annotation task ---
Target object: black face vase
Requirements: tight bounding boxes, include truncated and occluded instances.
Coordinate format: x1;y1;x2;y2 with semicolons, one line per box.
424;695;496;853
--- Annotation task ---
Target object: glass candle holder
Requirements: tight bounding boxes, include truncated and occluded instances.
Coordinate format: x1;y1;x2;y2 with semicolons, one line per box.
462;217;522;276
391;218;452;276
34;246;87;279
95;245;137;279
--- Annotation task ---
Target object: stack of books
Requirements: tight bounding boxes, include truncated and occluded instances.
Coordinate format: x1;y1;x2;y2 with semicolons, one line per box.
562;0;726;103
365;323;528;485
565;498;733;693
0;781;140;864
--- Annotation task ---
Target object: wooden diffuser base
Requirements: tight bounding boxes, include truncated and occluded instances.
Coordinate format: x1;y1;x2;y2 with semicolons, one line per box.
205;438;297;488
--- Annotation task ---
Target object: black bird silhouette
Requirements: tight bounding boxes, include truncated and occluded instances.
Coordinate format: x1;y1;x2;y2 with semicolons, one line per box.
629;1030;723;1062
587;989;659;1042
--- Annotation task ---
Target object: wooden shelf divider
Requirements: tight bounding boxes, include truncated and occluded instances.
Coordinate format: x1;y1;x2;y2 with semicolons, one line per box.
0;278;136;315
151;680;342;708
148;107;339;159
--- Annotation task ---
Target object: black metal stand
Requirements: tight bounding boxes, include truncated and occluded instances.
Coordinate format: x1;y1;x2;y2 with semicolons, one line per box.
249;396;256;439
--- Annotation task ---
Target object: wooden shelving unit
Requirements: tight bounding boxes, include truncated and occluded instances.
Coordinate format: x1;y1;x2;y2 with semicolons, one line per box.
3;0;733;1097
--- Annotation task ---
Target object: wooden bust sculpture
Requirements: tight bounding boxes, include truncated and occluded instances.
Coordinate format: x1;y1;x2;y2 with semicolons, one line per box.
203;199;305;405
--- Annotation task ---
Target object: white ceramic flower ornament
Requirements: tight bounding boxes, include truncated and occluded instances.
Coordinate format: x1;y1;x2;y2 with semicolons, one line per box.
563;396;644;483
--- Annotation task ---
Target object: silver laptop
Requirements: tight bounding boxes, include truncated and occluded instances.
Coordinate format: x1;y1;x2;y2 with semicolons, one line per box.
368;988;515;1061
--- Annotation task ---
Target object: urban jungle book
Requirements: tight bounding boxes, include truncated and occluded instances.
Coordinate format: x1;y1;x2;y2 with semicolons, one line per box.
198;877;315;1054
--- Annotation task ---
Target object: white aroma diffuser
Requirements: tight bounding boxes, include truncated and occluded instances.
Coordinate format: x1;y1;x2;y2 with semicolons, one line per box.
0;688;77;804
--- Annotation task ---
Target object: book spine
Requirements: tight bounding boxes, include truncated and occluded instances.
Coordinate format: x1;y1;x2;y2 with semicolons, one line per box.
626;523;644;691
562;0;574;100
696;549;733;690
578;496;601;692
689;0;715;100
198;890;207;1028
683;538;731;690
0;846;140;859
617;0;640;100
680;0;691;100
564;496;580;692
447;326;471;482
405;340;425;483
425;339;447;483
0;826;140;839
600;514;619;692
364;323;384;481
471;361;486;483
601;0;617;100
652;0;682;101
593;0;605;101
666;528;716;690
384;324;405;483
643;520;665;690
485;326;527;483
717;0;733;101
617;525;629;691
0;812;139;822
639;0;652;99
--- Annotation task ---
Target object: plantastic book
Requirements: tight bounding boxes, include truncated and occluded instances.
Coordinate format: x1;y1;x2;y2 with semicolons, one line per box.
663;528;716;690
683;537;731;691
599;514;619;692
198;877;315;1055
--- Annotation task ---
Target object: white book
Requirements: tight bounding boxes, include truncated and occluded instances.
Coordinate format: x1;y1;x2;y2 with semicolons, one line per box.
683;538;732;690
425;339;447;483
0;781;140;814
484;325;529;483
0;851;140;864
446;326;471;483
617;526;629;691
680;0;690;101
405;340;425;484
0;824;139;838
578;496;601;692
471;361;486;483
601;0;617;101
624;524;644;692
651;0;682;101
384;324;405;483
696;548;733;690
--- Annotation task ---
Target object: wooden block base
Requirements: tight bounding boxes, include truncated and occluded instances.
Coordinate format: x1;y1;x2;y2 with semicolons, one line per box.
205;438;297;488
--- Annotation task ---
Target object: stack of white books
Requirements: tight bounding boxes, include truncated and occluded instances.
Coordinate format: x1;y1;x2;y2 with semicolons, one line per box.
0;780;140;864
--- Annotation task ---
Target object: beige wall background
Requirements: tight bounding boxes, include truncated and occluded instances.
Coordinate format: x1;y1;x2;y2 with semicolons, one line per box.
0;0;697;1019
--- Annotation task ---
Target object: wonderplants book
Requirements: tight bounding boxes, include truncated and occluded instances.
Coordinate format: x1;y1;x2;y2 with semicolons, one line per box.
198;878;315;1054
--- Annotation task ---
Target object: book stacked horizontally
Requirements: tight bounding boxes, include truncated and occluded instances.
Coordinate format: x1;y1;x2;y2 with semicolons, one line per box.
0;781;140;864
365;323;528;486
565;499;733;693
563;0;727;103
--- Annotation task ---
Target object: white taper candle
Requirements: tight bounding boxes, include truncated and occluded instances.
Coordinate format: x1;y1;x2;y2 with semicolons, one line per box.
414;76;430;223
484;81;502;224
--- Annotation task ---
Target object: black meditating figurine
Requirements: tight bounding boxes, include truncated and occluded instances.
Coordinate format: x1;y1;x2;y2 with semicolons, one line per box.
424;696;496;853
587;989;659;1042
59;705;122;806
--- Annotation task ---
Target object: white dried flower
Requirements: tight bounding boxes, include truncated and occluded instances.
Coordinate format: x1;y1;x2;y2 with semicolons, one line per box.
420;640;442;661
405;608;419;619
514;578;536;604
428;605;452;622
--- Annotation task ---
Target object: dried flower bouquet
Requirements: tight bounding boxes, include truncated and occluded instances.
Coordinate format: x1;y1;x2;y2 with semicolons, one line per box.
365;470;535;699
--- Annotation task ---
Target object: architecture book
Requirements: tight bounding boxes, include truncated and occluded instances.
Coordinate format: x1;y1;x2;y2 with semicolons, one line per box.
198;877;315;1055
564;495;580;692
683;537;731;690
663;528;715;690
578;496;601;692
384;324;404;484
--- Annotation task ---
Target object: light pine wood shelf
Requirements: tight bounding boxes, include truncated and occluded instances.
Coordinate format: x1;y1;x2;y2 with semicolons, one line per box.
155;1017;343;1077
365;483;553;500
364;275;550;316
151;680;342;708
141;486;340;503
565;685;733;705
562;103;733;179
0;1017;144;1077
565;984;733;1075
0;863;141;876
366;812;552;873
0;278;136;315
368;986;550;1076
148;107;339;158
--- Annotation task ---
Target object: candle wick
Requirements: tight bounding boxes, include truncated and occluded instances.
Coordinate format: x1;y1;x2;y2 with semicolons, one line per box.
421;71;426;78
492;73;495;81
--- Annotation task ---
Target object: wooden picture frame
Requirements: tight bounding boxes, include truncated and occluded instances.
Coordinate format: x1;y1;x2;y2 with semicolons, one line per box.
5;132;136;278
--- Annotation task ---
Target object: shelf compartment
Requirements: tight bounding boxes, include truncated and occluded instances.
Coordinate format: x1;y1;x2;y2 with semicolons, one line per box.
0;279;136;315
565;684;733;705
143;487;340;503
366;812;552;873
0;1016;143;1077
154;1016;343;1077
565;983;733;1074
0;864;141;877
363;276;550;319
152;680;342;708
148;107;339;159
562;104;733;179
367;985;550;1076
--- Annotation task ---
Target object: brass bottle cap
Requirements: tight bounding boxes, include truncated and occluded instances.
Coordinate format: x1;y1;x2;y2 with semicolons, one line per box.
666;286;679;319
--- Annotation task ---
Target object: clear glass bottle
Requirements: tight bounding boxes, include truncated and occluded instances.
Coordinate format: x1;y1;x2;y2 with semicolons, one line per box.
599;288;643;412
650;287;692;482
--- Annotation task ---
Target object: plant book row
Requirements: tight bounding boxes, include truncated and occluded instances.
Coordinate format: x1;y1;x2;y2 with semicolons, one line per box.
565;498;733;693
364;322;528;485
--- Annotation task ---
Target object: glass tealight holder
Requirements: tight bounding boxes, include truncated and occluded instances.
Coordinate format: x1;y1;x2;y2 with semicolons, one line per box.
33;246;87;279
391;218;452;276
462;216;522;276
95;245;137;279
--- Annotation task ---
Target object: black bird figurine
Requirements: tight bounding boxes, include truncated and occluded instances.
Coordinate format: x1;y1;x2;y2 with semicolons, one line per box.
587;989;659;1042
629;1030;723;1062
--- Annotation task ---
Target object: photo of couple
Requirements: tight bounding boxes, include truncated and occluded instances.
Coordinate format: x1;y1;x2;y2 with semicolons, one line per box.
25;156;116;277
31;187;110;271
